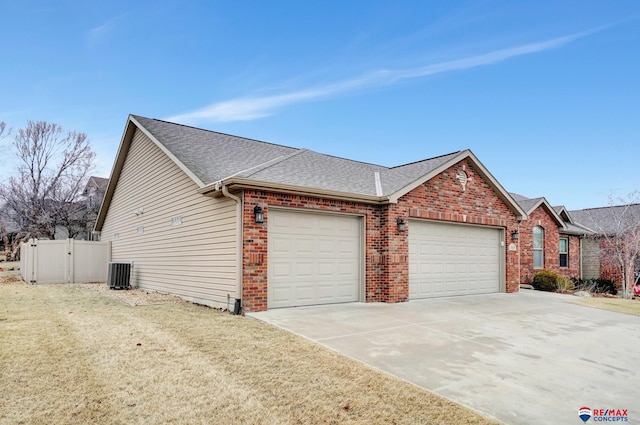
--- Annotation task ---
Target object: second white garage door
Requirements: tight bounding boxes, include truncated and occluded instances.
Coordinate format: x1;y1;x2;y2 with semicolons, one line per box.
409;220;502;299
268;210;362;308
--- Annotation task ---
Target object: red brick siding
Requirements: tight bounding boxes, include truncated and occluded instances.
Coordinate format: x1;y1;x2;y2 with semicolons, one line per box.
519;205;582;283
399;159;520;293
241;191;383;312
240;158;521;312
599;237;624;290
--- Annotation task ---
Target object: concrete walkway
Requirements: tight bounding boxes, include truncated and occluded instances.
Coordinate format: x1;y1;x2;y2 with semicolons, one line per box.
250;291;639;424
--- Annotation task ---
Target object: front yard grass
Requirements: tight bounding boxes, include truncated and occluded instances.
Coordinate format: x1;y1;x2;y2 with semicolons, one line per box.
573;296;640;316
0;282;497;425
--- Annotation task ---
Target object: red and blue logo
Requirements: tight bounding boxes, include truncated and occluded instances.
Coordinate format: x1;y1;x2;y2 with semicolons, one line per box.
579;407;592;423
578;406;628;422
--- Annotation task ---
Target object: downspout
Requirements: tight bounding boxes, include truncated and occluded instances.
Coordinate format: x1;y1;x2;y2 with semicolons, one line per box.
221;184;244;315
579;236;583;279
517;220;522;292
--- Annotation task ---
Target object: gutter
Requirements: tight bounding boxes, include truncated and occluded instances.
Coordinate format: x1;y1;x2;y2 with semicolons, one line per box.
220;183;243;315
200;178;389;204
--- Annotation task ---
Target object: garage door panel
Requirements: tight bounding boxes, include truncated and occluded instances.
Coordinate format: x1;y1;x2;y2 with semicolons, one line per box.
294;285;314;304
268;210;361;308
337;261;357;276
317;261;334;276
295;262;314;278
271;262;292;277
271;237;292;254
410;220;501;299
296;238;315;254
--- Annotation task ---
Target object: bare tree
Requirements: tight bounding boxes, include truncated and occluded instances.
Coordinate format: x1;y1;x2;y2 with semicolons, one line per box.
0;121;9;139
0;121;95;257
586;192;640;298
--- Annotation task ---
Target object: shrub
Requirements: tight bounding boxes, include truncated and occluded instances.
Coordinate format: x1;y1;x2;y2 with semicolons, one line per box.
532;270;574;292
532;270;560;292
555;275;574;293
571;277;617;295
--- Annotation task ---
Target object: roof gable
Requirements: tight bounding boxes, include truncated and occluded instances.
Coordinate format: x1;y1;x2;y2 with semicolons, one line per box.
384;150;526;218
512;195;565;228
82;176;109;196
553;205;573;223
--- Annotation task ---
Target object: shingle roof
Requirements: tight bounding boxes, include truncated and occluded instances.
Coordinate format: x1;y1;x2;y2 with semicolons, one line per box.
561;221;594;235
91;177;109;190
508;194;575;230
133;115;299;186
95;115;529;230
509;193;530;202
132;115;462;197
569;204;640;235
513;197;545;214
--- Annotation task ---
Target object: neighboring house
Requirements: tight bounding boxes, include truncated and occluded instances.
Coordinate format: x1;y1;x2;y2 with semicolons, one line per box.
95;115;528;312
510;194;592;284
82;176;108;240
569;204;640;286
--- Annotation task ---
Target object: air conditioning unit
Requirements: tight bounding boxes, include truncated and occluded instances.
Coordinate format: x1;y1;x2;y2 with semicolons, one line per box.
108;262;132;290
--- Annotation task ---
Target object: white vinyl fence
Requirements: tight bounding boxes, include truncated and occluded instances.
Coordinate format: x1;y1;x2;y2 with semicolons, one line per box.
20;239;111;284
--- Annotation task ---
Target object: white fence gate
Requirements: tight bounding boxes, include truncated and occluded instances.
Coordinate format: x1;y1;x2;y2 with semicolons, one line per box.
20;239;111;284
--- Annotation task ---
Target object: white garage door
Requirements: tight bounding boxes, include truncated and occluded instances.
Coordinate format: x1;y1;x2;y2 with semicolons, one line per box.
409;220;501;299
268;210;362;308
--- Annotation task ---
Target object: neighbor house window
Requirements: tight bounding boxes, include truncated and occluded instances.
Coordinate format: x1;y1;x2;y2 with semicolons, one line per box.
533;226;544;268
559;238;569;268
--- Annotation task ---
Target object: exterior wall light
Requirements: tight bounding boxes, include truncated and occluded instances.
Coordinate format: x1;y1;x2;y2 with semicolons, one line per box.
396;217;407;232
253;205;264;224
511;230;519;241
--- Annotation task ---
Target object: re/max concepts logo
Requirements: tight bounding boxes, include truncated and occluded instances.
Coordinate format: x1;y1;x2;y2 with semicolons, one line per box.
579;407;629;422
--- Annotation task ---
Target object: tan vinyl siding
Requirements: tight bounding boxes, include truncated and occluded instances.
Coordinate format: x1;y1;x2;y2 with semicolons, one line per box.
581;238;601;279
101;129;238;308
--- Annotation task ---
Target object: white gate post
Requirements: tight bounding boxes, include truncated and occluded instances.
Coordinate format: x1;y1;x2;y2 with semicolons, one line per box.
29;238;37;284
67;238;74;283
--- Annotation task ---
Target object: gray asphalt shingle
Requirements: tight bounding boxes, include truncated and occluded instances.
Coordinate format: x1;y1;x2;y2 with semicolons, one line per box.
132;115;462;197
569;204;640;234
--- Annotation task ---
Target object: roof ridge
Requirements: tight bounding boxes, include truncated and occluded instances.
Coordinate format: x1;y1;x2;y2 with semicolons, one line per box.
388;150;462;169
132;114;301;151
306;151;389;169
232;149;308;179
570;203;640;212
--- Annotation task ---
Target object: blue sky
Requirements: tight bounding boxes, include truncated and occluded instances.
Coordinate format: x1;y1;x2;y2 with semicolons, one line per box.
1;0;638;210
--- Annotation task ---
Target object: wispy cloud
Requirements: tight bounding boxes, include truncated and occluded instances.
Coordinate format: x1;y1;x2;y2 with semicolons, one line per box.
88;22;112;41
167;30;597;124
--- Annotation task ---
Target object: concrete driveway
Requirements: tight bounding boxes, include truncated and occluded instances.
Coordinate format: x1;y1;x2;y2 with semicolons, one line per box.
250;290;639;424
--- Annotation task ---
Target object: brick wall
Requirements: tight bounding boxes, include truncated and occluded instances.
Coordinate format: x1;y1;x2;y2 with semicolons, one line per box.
240;158;521;311
399;159;521;293
241;191;382;312
599;237;624;289
519;205;582;283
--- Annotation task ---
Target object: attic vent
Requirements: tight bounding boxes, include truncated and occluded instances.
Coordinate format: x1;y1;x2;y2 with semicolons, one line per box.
108;262;132;290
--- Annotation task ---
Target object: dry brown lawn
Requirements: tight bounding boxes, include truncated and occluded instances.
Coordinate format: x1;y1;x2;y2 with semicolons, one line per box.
0;280;497;425
0;261;21;284
573;296;640;316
